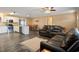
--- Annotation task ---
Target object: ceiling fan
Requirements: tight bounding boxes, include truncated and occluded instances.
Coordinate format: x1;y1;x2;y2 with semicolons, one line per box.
42;7;56;13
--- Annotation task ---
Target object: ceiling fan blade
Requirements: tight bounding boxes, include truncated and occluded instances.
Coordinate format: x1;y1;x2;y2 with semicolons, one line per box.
50;9;56;11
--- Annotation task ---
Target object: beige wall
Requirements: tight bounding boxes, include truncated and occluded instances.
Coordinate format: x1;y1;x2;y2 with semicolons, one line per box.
27;19;33;25
31;12;76;31
53;13;76;31
47;16;53;25
32;16;53;29
32;17;48;29
77;10;79;29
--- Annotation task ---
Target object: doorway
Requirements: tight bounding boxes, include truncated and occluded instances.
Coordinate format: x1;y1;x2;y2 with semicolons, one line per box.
7;20;14;32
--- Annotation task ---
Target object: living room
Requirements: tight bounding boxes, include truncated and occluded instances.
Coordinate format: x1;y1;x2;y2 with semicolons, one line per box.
0;7;79;52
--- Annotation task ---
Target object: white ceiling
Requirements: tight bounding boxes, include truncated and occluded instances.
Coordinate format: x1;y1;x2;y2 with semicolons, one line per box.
0;7;78;18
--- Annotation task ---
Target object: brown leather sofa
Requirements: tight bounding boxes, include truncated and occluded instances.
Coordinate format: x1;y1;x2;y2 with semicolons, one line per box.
39;25;65;38
40;28;79;52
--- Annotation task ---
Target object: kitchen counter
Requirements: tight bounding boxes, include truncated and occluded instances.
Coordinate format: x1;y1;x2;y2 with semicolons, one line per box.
0;26;8;33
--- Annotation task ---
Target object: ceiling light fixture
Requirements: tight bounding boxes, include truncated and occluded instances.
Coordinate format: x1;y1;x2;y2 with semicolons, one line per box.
9;12;15;15
42;7;56;13
26;15;30;17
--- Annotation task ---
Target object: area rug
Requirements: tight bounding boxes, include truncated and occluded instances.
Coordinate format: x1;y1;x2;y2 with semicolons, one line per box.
20;37;47;52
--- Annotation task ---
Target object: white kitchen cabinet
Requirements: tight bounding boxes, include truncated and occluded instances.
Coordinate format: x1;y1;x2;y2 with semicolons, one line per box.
0;26;8;33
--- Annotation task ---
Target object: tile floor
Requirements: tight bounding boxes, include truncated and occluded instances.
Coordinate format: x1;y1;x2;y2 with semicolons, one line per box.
0;31;40;52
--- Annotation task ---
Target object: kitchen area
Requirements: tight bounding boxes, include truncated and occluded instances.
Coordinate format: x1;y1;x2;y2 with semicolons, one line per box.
0;14;29;35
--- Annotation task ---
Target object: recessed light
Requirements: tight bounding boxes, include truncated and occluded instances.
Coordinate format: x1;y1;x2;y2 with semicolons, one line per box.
26;15;30;17
9;12;15;15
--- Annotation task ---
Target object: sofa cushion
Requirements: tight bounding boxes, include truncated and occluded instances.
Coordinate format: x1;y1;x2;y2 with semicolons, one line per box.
47;35;65;47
